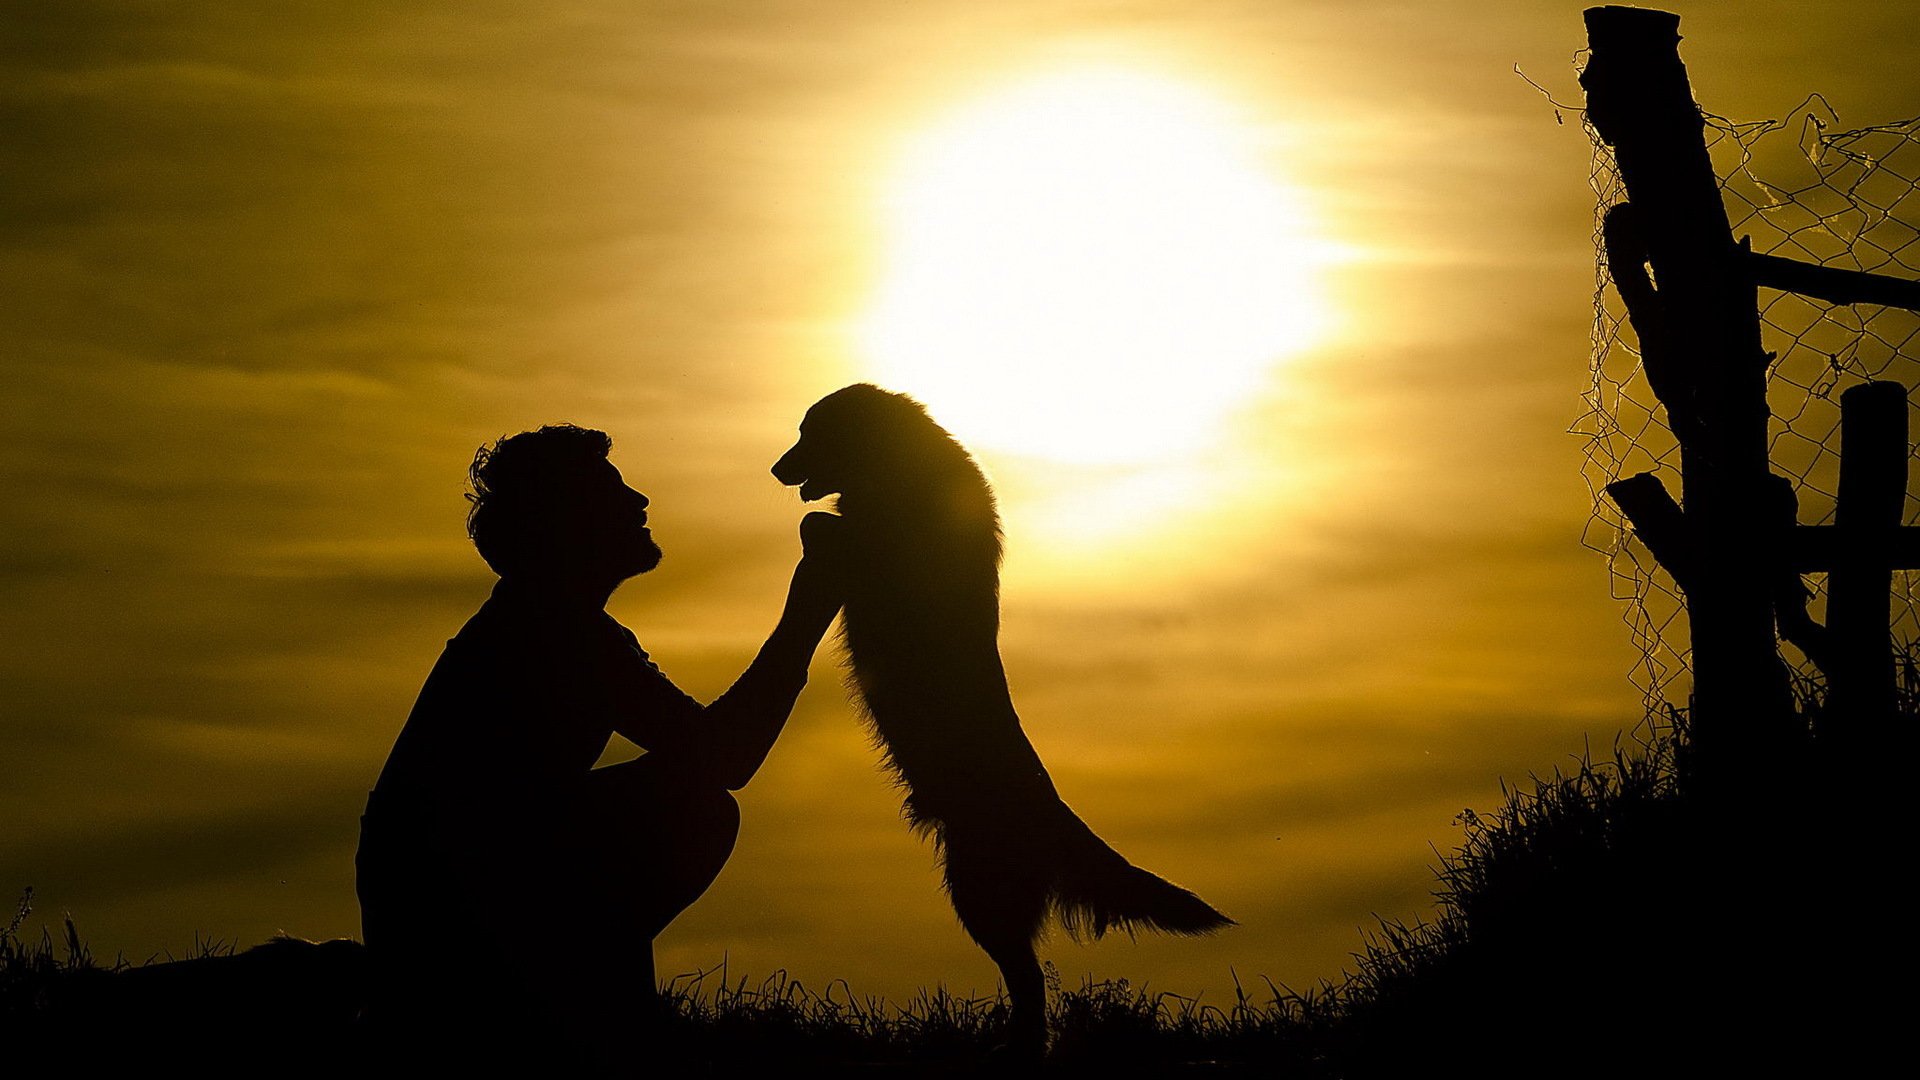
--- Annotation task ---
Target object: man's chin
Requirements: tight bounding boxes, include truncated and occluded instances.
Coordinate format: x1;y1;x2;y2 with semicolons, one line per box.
631;540;664;575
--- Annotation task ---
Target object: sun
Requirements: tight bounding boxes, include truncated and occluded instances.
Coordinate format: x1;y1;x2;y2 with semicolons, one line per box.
859;66;1329;467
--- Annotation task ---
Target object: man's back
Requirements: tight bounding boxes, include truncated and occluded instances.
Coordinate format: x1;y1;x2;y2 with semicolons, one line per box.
373;578;699;807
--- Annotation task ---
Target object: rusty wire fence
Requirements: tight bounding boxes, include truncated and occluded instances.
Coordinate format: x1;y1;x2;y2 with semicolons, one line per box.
1576;98;1920;714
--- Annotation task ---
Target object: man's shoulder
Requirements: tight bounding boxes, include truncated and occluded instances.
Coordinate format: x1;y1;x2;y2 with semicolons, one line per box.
447;590;661;670
447;598;518;647
436;594;566;667
601;614;667;673
602;613;644;650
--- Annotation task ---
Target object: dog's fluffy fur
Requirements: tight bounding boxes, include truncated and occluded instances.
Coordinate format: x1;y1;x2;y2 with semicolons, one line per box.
774;383;1231;1051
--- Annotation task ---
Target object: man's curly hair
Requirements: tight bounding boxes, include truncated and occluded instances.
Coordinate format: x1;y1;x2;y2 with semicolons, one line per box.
465;424;614;575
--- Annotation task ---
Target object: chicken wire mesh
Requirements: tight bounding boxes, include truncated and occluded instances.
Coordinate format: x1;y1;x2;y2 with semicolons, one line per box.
1576;97;1920;715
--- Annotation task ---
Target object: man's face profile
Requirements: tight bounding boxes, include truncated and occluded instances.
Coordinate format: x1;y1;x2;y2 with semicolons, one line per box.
564;458;662;581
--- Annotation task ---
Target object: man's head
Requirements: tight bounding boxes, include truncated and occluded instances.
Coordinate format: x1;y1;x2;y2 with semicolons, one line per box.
465;424;661;584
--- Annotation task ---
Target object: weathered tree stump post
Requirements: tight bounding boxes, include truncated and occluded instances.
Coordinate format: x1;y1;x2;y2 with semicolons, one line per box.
1582;6;1795;770
1826;381;1909;733
1586;8;1920;765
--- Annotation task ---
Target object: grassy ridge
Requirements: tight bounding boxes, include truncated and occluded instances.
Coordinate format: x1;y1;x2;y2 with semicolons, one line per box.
5;707;1909;1072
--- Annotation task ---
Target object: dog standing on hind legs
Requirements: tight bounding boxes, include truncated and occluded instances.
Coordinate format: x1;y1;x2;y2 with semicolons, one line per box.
773;383;1233;1055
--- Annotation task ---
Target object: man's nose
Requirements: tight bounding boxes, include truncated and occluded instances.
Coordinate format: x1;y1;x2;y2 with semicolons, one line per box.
629;489;649;510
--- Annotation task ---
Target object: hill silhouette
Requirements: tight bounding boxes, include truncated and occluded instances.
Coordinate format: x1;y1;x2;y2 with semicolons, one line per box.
8;691;1906;1073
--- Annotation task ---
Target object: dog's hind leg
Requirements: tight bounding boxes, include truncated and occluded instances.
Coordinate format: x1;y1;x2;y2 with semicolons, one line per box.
943;829;1050;1057
977;924;1047;1058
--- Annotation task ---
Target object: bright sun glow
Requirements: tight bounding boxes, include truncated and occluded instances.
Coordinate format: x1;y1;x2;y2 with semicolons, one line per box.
861;67;1329;467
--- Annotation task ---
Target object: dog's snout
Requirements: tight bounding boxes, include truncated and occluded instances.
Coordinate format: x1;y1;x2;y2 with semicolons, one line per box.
772;444;802;486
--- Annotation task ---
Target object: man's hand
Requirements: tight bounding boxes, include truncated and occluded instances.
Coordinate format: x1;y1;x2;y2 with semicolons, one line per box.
799;510;844;561
790;512;847;623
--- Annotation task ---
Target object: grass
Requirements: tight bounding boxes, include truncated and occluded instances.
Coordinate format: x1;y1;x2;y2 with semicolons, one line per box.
0;888;104;1029
1328;699;1913;1074
5;702;1909;1072
651;958;1339;1070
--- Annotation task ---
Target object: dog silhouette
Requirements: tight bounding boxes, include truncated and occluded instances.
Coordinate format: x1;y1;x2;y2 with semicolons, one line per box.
773;383;1231;1054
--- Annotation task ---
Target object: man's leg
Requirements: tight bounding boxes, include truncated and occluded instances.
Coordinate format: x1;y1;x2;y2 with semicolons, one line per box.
563;753;740;1033
357;802;545;1064
585;752;742;936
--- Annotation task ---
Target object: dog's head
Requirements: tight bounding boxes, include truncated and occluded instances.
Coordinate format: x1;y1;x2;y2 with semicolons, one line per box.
773;383;968;505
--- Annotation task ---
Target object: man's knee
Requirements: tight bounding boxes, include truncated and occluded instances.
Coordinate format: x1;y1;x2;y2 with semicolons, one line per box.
583;761;738;893
612;785;736;939
673;785;740;882
601;753;736;827
697;785;741;846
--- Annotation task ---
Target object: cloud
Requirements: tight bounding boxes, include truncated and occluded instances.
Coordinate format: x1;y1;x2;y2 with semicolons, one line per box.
2;785;356;903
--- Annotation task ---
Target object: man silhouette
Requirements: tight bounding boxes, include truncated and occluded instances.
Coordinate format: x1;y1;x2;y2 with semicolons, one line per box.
356;424;842;1061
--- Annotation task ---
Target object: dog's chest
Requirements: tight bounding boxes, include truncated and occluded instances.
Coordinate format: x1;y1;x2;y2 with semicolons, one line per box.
840;541;998;651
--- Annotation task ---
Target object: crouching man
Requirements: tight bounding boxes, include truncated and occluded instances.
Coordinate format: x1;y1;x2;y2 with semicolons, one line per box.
356;424;841;1064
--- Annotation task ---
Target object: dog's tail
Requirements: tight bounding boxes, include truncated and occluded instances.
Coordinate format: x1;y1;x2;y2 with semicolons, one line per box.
1050;812;1234;941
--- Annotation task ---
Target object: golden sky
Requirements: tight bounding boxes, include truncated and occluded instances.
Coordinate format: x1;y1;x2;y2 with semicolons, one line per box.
3;1;1915;999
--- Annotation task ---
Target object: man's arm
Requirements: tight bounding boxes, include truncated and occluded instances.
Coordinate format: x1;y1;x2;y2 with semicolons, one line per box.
608;513;844;790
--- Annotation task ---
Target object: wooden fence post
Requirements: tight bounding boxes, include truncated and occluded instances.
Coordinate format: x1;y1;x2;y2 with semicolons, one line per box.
1826;381;1909;733
1581;6;1795;768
